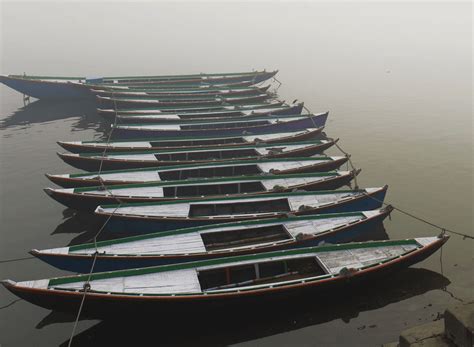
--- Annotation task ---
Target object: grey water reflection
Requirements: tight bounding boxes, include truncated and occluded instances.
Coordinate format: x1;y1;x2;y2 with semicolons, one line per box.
0;99;109;135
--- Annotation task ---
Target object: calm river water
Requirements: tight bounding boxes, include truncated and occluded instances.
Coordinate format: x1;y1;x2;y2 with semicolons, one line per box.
0;2;472;346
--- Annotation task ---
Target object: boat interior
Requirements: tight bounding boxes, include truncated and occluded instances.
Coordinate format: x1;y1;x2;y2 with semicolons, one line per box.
155;148;263;161
189;198;291;217
181;120;270;130
178;111;244;119
162;181;266;197
201;225;293;251
149;137;247;147
198;256;326;291
158;164;263;180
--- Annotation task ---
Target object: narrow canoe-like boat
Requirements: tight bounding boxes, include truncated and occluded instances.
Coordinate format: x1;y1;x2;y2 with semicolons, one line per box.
111;113;328;138
32;205;391;272
95;80;255;91
111;103;304;123
0;70;277;99
57;127;323;153
46;157;339;188
4;236;449;317
89;70;278;86
92;85;271;98
97;100;284;117
57;140;341;171
94;187;389;233
98;100;285;118
97;93;273;109
44;170;361;212
0;75;92;99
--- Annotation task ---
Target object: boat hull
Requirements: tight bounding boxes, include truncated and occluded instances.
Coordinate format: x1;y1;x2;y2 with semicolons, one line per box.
58;141;339;171
46;156;331;189
0;76;92;100
92;85;270;98
98;94;272;109
6;237;447;318
113;104;304;124
44;171;358;212
96;70;277;86
111;114;328;139
35;202;390;272
57;126;320;154
99;186;388;235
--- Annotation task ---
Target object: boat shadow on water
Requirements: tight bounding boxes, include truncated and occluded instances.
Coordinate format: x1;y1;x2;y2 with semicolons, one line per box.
0;99;109;134
36;267;450;346
51;211;103;241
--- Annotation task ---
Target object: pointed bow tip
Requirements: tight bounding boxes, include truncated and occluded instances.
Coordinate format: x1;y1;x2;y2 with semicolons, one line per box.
43;188;54;196
1;279;16;288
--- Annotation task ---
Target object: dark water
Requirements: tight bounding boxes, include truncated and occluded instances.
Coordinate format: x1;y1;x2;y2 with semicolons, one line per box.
0;2;472;346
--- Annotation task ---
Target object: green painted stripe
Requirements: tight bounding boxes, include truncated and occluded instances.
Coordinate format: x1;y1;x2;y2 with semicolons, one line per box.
98;187;369;209
101;71;272;80
97;85;263;93
113;114;312;127
107;94;268;101
78;128;313;144
68;157;327;178
53;238;419;286
77;140;331;157
73;171;341;192
99;102;279;112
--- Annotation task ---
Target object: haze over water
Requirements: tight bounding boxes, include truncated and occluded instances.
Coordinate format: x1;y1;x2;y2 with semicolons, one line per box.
0;2;472;346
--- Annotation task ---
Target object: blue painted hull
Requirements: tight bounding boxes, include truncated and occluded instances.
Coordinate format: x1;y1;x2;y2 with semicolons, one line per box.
0;76;92;100
112;113;328;139
33;207;390;273
103;188;387;234
0;72;276;100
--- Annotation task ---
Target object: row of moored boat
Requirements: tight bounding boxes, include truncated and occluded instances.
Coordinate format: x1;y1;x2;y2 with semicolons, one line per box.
1;70;448;317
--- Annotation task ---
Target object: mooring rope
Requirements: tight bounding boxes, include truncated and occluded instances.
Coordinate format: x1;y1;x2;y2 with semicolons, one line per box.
303;104;472;240
0;256;35;264
67;91;124;347
360;191;473;240
0;298;23;310
332;139;472;240
271;76;282;92
333;142;359;190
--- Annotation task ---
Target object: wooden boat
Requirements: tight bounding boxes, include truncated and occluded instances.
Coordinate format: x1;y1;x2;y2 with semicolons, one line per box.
87;70;278;86
32;205;391;272
0;70;277;99
111;103;304;123
111;113;328;138
44;170;361;212
4;236;449;317
94;80;255;91
0;75;93;99
98;100;285;118
94;187;389;234
92;85;271;98
57;140;341;171
46;157;337;188
57;127;323;153
97;93;273;109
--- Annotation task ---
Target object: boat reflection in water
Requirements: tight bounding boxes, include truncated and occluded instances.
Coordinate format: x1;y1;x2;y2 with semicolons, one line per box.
37;267;449;346
0;98;106;134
